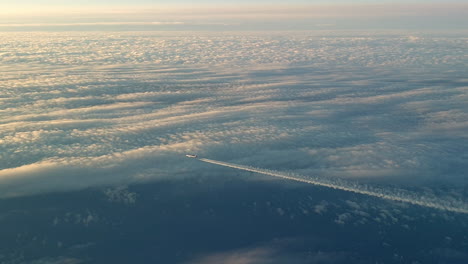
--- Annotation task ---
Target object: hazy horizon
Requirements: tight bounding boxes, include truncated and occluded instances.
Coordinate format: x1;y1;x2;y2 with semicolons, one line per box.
1;2;467;31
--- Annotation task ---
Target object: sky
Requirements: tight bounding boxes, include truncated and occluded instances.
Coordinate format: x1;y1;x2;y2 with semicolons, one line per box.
2;0;467;4
2;0;467;9
1;0;467;31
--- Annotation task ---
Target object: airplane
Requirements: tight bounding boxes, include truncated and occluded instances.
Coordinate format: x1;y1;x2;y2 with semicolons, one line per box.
185;154;197;158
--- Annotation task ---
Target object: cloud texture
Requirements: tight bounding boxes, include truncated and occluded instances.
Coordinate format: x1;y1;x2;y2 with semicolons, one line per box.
0;32;467;199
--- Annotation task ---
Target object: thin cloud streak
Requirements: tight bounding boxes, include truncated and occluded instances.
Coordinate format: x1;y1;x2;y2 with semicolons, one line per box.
5;4;468;16
0;22;186;27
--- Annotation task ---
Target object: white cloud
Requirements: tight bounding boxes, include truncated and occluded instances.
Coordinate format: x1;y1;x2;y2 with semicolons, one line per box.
314;201;329;215
103;185;137;205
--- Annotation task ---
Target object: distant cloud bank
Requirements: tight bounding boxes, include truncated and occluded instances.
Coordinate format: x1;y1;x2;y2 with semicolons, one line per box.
0;4;467;31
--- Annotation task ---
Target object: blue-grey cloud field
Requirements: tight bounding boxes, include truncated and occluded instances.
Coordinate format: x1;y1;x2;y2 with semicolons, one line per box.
0;32;467;200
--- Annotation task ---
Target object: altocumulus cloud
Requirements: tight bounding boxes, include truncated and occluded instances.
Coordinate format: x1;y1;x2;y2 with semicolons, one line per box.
0;32;467;199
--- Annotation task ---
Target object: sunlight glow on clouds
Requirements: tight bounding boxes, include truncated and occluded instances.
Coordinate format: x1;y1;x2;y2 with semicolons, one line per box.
0;32;467;198
0;4;467;31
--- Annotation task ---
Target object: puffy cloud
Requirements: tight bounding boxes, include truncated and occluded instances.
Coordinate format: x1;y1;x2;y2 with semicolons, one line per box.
103;186;137;205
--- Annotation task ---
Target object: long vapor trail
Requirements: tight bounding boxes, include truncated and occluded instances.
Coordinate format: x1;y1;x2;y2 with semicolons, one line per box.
197;158;468;214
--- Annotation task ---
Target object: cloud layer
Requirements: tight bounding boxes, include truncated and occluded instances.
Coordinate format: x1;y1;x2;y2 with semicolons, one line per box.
0;32;467;199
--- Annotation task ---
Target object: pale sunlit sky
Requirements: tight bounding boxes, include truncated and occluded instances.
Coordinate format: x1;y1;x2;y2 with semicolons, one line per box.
0;1;467;31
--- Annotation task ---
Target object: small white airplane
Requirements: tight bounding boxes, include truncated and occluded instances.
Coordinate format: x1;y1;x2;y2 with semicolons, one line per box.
185;154;197;158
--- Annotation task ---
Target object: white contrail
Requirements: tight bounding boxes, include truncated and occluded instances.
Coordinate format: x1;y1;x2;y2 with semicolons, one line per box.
198;158;468;214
